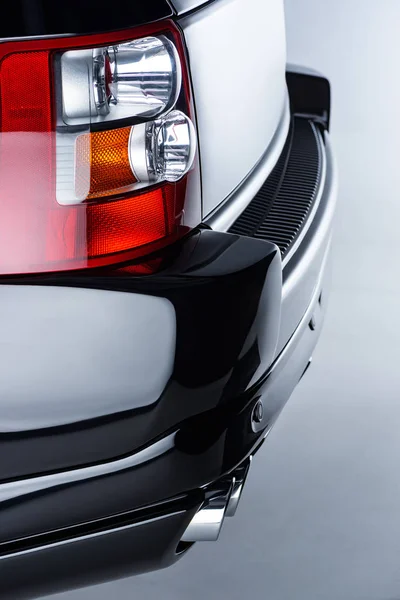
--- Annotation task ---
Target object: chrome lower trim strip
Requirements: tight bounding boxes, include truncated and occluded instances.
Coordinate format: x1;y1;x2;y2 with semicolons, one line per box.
205;94;291;231
0;433;176;504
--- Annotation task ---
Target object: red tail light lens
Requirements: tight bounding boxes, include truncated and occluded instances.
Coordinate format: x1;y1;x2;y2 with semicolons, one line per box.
0;22;196;274
1;51;52;133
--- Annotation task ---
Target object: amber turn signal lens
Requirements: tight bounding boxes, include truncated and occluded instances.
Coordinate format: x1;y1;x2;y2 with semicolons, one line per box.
75;127;136;200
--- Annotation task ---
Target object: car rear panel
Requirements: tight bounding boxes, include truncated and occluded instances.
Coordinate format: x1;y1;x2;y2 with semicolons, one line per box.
178;0;288;217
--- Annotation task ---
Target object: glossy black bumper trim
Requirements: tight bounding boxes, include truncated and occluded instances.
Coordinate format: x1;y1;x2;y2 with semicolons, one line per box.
0;499;201;600
0;243;329;546
0;434;176;503
0;232;282;481
0;491;201;557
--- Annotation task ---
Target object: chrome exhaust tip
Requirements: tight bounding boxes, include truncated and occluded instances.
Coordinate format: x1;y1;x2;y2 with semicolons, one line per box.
181;459;251;542
226;459;251;518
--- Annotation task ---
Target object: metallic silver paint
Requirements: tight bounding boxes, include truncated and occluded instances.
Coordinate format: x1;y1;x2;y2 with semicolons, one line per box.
277;131;337;354
179;0;288;217
206;116;326;265
205;95;290;231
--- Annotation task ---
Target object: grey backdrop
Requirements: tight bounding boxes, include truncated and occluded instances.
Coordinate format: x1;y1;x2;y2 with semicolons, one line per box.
54;1;400;598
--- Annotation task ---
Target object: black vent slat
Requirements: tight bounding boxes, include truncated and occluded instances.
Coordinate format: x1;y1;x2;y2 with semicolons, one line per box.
229;117;322;257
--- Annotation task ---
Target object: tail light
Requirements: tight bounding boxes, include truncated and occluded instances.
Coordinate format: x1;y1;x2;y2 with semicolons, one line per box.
0;22;197;274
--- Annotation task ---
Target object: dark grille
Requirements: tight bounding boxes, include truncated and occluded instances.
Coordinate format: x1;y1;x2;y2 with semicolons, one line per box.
229;117;323;258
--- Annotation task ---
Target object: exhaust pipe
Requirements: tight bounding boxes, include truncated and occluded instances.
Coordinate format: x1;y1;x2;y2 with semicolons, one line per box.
181;459;251;542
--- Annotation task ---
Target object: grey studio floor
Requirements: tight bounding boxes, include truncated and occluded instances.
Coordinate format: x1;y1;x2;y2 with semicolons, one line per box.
53;1;400;599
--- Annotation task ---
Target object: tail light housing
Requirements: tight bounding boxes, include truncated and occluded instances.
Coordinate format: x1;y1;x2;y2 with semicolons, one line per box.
0;22;198;274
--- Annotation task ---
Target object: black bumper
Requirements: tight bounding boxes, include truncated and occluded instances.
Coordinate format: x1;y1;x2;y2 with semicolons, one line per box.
0;230;282;537
1;495;202;599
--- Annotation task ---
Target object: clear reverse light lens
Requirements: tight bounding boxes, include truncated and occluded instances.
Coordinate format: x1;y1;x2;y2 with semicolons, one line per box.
128;110;196;184
60;35;181;127
153;109;196;182
108;37;181;114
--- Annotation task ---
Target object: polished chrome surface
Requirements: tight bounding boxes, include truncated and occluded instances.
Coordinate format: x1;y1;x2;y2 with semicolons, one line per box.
93;47;111;115
182;460;252;541
205;95;290;230
60;49;95;122
181;479;233;542
0;434;176;504
60;36;181;127
226;460;251;518
179;0;288;217
108;37;181;118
